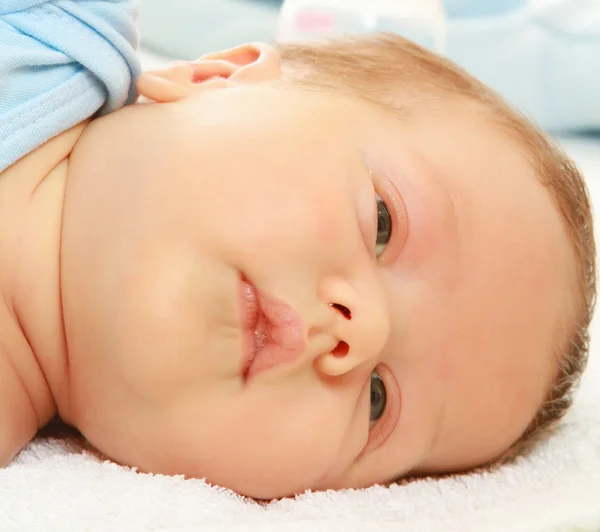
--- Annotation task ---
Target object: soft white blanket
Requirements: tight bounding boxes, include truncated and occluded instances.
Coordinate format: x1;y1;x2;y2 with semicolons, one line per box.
1;136;599;532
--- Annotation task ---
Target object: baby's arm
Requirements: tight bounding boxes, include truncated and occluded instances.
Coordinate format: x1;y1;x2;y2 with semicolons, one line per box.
0;0;141;173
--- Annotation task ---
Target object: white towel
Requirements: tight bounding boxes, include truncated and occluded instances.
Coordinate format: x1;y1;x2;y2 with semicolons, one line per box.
1;136;599;532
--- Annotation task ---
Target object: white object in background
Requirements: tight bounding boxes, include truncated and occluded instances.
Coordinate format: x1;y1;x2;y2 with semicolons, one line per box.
277;0;446;53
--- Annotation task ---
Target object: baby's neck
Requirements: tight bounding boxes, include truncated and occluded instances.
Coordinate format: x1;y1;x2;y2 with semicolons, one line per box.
0;123;87;431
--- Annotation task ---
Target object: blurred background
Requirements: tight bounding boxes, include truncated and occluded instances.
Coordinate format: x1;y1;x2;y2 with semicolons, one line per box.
139;0;599;133
139;0;446;60
140;0;284;62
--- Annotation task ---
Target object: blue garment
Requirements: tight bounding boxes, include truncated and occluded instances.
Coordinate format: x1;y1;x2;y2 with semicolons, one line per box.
442;0;600;132
0;0;141;173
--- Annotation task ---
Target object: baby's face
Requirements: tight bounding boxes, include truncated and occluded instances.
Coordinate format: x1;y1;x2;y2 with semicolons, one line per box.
61;68;569;498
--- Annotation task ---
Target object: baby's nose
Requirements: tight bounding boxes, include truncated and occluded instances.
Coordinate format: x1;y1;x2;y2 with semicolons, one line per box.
312;276;390;377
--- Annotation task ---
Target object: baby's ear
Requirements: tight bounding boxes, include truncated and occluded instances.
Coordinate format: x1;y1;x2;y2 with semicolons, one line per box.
137;43;281;103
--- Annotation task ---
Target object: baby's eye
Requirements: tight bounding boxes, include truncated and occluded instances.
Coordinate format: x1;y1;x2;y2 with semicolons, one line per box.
369;371;387;428
376;194;392;258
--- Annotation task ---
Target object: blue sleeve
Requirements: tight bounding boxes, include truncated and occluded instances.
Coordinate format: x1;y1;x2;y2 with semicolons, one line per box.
0;0;141;172
442;0;600;132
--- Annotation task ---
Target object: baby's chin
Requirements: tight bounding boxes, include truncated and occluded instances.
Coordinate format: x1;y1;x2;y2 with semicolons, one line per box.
103;423;344;499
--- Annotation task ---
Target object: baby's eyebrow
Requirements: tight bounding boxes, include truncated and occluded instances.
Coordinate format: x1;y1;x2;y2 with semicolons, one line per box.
423;398;448;464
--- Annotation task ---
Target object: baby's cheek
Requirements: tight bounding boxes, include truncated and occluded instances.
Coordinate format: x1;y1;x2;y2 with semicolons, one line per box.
313;206;346;243
309;199;366;263
179;389;348;497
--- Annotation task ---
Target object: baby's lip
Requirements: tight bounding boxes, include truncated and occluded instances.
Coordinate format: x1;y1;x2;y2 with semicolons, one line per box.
239;276;305;379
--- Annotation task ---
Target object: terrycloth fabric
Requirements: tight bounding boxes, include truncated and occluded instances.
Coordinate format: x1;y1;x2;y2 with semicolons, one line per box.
0;135;599;531
0;0;141;173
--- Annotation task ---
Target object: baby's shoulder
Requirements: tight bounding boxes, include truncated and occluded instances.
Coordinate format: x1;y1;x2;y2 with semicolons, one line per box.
0;1;141;173
0;122;88;187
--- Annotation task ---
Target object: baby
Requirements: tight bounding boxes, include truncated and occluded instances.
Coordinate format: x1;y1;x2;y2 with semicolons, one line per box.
0;1;595;500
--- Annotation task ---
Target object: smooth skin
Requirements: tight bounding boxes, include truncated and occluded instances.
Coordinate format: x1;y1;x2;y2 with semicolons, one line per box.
0;43;571;499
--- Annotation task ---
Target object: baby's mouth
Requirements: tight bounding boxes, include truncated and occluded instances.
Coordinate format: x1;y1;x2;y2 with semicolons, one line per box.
239;275;305;380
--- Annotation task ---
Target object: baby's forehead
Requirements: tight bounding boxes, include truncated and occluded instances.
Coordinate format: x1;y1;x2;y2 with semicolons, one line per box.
421;109;568;398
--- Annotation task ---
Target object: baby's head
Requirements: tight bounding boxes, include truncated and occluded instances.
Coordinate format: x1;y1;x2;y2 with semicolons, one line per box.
58;34;595;499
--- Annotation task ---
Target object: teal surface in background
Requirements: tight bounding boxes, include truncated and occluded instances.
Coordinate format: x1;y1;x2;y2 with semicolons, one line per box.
140;0;282;59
